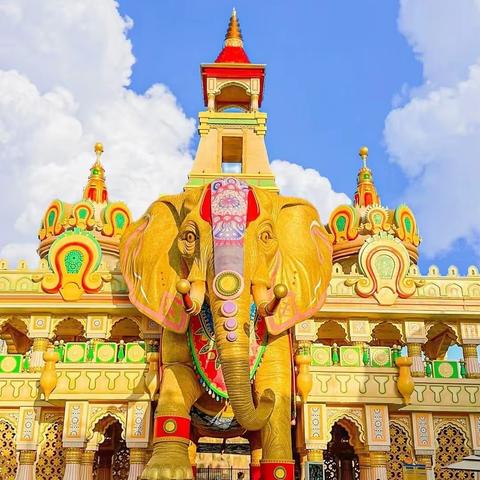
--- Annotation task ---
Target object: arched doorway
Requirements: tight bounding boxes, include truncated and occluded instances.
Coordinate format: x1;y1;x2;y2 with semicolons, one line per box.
324;423;360;480
92;418;130;480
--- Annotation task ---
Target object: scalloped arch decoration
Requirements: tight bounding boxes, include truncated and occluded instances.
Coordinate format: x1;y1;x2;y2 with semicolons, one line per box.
364;206;391;234
86;410;126;442
41;229;110;301
68;201;95;230
102;202;132;237
328;205;359;243
394;204;420;246
39;200;69;240
346;233;423;305
326;410;366;445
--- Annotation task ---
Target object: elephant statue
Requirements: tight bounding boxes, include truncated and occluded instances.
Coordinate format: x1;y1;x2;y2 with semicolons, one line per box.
120;177;332;480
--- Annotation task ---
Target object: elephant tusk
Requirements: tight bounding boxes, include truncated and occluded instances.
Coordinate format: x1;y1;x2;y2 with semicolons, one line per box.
258;284;288;317
176;279;203;315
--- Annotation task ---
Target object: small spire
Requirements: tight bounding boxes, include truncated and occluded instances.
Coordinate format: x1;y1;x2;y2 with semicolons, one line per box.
224;7;243;47
354;145;381;208
83;142;108;203
359;145;368;168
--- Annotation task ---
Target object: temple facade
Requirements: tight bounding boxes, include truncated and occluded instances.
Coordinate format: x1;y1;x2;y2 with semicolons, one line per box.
0;9;479;480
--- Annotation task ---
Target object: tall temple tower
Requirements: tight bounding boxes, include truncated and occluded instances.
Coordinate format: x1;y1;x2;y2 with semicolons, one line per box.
186;9;277;190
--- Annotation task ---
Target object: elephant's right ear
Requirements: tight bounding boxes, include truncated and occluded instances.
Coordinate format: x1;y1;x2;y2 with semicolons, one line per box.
120;194;190;333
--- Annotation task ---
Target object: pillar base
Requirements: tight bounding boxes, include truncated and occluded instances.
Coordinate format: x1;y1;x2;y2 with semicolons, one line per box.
250;464;261;480
260;460;295;480
15;450;36;480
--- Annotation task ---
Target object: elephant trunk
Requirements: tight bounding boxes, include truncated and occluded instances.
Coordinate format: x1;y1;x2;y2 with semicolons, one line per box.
213;292;275;431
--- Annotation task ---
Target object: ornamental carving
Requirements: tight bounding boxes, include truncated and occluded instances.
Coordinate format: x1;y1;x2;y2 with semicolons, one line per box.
363;206;391;234
326;407;366;444
0;421;17;480
36;421;66;480
435;424;474;480
36;229;111;301
346;233;424;305
387;423;414;480
327;205;359;243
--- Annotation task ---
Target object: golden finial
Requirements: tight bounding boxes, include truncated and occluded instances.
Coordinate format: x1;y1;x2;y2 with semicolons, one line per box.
224;7;243;47
359;146;368;168
94;142;104;156
83;142;108;203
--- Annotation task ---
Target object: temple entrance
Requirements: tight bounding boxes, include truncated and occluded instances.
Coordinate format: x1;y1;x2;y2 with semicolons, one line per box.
93;420;130;480
324;423;360;480
196;436;250;479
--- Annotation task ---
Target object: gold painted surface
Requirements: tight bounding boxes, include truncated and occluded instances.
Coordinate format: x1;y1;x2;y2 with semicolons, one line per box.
36;421;66;480
0;421;17;479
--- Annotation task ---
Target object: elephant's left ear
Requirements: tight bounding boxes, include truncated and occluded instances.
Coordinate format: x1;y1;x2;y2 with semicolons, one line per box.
266;197;333;335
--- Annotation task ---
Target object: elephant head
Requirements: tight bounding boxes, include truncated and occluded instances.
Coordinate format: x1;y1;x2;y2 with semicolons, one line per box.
120;178;332;431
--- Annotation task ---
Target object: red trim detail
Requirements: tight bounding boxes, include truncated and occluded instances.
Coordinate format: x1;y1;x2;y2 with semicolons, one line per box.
201;183;260;226
246;188;260;225
250;464;261;480
201;65;265;107
153;416;190;441
215;46;250;63
200;187;212;223
260;461;295;480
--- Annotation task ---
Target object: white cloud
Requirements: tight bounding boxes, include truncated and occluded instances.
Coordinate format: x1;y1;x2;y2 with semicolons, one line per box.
271;160;350;221
0;1;348;266
384;0;480;257
0;0;195;266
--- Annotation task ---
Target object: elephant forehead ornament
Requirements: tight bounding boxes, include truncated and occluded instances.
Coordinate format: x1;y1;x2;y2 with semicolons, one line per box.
201;178;260;342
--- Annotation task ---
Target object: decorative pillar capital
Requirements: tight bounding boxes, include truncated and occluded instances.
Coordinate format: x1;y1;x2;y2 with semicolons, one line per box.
129;448;146;464
369;451;388;466
407;342;425;378
462;344;480;379
415;454;432;468
31;337;50;372
65;447;83;463
18;450;37;464
307;449;324;462
81;449;95;465
463;344;478;357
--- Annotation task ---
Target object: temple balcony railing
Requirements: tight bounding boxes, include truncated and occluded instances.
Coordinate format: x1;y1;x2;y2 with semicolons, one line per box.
0;362;150;405
305;344;480;410
0;340;153;373
0;340;157;405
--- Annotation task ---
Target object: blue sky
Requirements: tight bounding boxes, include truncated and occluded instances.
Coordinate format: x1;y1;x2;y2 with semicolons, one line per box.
1;1;479;276
117;0;477;274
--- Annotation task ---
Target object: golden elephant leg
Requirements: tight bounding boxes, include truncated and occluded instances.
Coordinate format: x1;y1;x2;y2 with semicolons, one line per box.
141;363;202;480
255;331;293;460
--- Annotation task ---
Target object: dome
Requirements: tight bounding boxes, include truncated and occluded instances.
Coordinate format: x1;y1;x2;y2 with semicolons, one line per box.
36;144;132;301
326;147;421;268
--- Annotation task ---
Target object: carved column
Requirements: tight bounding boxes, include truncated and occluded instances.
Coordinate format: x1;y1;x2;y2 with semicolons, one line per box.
30;337;49;372
63;448;83;479
250;93;259;111
207;93;215;111
369;452;388;480
462;344;480;378
80;450;95;480
357;453;371;480
14;450;36;480
416;454;434;480
128;448;146;480
407;343;425;377
307;449;323;463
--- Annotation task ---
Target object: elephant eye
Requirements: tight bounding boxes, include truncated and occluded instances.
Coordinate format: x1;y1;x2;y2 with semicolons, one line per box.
260;231;272;242
185;232;197;243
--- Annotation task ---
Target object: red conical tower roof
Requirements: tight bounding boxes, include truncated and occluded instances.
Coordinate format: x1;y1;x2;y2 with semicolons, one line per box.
200;9;266;109
215;8;251;63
